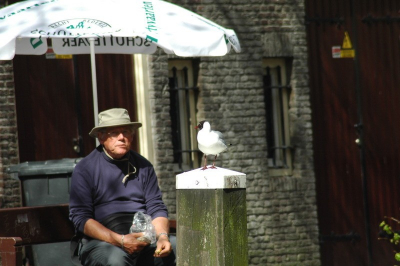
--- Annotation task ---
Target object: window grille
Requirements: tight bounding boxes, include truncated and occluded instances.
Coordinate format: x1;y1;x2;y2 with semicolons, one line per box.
263;58;293;176
168;60;201;171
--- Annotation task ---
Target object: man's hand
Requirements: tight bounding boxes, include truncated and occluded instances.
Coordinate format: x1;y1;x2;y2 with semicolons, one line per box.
154;235;173;258
122;233;150;254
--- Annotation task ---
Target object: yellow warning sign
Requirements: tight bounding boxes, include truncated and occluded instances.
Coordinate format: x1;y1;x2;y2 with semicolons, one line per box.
340;49;355;58
342;31;353;49
332;31;355;58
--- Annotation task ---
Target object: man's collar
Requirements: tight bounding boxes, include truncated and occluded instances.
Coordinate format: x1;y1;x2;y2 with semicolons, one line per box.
102;146;129;161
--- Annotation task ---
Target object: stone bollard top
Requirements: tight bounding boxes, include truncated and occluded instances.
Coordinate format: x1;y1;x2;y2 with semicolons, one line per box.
176;167;246;189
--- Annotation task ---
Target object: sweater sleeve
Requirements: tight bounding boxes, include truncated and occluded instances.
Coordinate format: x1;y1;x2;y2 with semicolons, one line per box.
142;165;169;220
69;162;94;233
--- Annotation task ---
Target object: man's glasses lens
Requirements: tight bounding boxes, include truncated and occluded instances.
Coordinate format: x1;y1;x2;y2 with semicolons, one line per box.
108;130;132;138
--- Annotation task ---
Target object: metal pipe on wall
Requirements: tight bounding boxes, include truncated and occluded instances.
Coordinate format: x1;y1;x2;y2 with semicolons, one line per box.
350;0;373;265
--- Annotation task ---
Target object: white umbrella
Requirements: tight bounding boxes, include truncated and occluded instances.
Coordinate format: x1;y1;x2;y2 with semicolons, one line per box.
0;0;241;133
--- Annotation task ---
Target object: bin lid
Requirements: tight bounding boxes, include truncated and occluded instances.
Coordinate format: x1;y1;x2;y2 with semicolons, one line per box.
6;158;82;177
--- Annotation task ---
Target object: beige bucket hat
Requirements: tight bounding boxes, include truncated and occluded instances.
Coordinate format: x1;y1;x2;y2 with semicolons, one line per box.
89;108;142;138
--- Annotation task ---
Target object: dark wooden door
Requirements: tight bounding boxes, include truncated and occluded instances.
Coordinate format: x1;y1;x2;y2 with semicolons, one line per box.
306;0;400;265
13;53;138;162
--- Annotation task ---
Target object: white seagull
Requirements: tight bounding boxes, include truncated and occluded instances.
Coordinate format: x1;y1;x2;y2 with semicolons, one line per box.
196;120;228;170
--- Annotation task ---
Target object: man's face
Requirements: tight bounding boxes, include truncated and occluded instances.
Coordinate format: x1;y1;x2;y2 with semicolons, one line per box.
98;126;134;159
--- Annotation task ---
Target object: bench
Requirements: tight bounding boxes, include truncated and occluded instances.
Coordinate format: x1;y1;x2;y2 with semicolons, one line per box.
0;204;177;266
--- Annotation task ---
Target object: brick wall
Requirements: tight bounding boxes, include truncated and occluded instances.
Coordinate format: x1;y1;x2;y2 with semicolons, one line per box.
0;60;20;209
147;52;177;216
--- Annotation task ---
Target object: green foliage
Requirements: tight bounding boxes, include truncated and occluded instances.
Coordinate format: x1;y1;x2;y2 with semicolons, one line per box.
379;217;400;263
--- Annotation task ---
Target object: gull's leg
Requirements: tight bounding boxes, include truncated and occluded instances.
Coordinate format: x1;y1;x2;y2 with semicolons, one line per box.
210;155;218;169
201;154;208;170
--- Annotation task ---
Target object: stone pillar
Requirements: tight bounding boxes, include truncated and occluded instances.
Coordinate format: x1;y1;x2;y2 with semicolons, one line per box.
176;167;248;266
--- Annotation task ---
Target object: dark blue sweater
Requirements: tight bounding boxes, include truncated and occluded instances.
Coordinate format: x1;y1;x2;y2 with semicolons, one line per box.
69;145;168;233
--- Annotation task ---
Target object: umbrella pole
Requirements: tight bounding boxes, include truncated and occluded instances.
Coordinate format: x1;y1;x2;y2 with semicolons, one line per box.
89;38;100;146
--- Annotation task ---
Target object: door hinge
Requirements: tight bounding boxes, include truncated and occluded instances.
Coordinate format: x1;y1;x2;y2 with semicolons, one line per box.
319;231;361;244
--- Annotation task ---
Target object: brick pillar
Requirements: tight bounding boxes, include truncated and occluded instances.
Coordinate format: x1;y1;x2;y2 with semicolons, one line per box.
0;60;21;208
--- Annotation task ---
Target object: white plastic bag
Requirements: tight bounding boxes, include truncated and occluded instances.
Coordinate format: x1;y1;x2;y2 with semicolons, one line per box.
129;211;156;244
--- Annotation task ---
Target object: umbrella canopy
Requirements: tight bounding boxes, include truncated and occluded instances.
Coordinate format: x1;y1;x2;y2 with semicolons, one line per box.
0;0;241;59
0;0;241;144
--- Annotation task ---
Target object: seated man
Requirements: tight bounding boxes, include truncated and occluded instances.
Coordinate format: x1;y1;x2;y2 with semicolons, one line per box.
69;108;175;266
